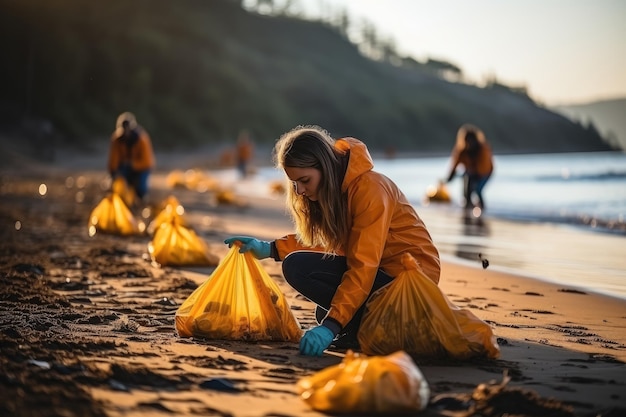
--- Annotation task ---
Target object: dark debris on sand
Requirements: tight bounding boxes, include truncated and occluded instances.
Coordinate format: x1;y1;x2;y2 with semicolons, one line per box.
0;262;110;417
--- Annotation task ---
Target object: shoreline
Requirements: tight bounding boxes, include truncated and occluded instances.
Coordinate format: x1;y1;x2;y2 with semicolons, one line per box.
413;204;626;302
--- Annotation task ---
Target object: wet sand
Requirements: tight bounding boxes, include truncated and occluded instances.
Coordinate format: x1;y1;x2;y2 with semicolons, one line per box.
1;157;625;417
416;204;626;300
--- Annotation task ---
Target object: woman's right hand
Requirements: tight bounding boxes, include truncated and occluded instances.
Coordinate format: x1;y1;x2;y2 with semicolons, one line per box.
224;236;271;259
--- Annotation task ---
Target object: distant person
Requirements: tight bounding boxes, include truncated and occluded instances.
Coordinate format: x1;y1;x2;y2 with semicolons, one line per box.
235;130;254;178
224;125;441;356
107;112;155;202
384;145;397;159
445;124;494;212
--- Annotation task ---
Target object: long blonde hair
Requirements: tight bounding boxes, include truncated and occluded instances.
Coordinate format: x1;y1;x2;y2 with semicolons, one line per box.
455;124;487;150
274;125;349;253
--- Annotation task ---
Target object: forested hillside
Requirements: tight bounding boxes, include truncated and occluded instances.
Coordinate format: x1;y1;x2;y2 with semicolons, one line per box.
0;0;617;155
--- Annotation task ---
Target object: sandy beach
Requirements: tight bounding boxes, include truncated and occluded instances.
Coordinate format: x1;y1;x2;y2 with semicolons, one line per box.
1;152;625;417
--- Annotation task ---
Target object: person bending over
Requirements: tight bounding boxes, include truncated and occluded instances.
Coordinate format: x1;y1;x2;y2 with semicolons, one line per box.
224;125;440;357
446;124;494;211
107;112;155;201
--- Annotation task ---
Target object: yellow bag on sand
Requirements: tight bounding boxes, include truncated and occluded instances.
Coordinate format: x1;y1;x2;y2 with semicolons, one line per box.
148;221;220;267
425;180;451;203
166;169;220;192
175;246;302;342
88;193;140;236
297;350;430;414
358;253;500;360
147;195;188;235
111;176;136;208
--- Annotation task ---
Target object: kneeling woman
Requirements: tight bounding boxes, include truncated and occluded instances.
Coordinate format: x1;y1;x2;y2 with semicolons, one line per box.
225;125;440;356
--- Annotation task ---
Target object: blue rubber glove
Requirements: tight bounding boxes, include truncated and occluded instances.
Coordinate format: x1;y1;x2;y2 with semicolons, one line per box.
224;236;271;259
299;325;335;356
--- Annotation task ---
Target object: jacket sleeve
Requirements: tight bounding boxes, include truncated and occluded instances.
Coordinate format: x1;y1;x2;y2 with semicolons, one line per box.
131;131;155;171
273;234;332;260
107;137;120;174
478;145;494;176
446;149;461;182
326;175;393;329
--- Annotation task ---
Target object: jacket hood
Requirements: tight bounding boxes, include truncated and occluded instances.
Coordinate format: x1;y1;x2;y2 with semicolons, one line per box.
335;137;374;192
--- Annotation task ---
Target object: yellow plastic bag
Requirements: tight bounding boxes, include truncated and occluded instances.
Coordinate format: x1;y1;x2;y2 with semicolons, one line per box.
425;180;451;203
166;169;220;192
165;170;187;189
297;350;430;414
88;193;140;236
148;221;220;267
111;176;136;208
175;245;302;342
358;253;500;360
147;195;188;235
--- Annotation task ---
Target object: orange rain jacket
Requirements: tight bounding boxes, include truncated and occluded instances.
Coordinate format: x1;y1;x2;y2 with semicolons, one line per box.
107;127;155;174
448;143;493;178
274;138;441;329
236;140;253;163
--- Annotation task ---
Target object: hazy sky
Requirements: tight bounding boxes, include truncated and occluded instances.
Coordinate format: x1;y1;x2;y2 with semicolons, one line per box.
300;0;626;105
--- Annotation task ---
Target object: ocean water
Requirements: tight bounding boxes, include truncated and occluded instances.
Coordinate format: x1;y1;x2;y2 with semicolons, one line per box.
217;151;626;300
373;151;626;233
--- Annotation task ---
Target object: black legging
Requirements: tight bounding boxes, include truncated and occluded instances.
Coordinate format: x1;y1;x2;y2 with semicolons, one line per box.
464;173;491;209
282;251;393;335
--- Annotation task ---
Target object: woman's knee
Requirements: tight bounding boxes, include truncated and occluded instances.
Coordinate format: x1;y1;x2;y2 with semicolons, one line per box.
281;253;303;288
282;252;344;295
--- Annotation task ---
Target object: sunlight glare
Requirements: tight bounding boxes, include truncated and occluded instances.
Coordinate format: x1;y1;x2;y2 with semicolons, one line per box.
76;176;87;189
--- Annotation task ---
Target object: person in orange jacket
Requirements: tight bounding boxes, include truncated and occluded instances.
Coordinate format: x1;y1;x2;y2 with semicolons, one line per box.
445;124;494;211
107;112;155;201
224;125;440;356
235;130;254;179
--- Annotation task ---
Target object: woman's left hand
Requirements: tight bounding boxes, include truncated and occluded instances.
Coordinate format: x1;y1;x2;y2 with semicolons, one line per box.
223;236;270;259
299;325;334;356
